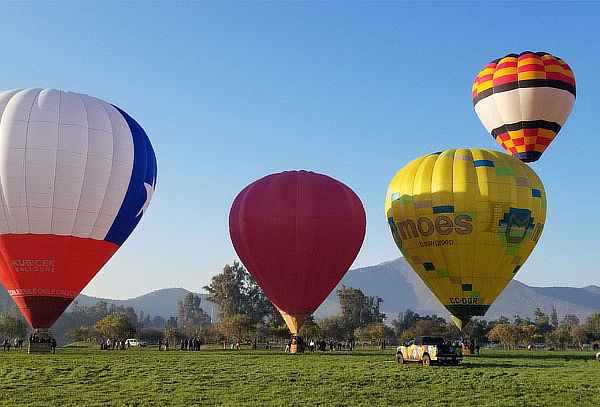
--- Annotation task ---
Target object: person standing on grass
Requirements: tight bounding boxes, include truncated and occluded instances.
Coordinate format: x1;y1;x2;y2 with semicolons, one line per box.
51;338;57;354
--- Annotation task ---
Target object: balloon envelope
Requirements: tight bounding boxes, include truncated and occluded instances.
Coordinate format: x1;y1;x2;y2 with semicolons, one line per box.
229;171;366;334
385;149;546;328
0;88;157;328
472;51;575;162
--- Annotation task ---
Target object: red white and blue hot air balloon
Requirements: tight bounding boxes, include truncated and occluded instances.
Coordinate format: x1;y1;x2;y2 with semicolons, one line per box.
0;88;157;329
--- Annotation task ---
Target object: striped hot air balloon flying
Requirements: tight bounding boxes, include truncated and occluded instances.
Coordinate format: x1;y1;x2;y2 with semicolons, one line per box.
0;88;157;329
472;51;576;163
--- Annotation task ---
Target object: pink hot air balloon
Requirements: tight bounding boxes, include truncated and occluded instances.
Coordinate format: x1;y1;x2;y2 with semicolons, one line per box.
229;170;366;335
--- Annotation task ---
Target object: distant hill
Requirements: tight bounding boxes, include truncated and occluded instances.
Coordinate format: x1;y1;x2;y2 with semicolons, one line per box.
67;288;215;320
314;258;600;322
2;257;600;326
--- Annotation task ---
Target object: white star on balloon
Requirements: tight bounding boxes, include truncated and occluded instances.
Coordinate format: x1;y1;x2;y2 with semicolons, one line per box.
136;181;155;217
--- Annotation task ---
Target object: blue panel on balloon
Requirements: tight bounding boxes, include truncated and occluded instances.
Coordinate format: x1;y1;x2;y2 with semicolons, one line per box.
474;160;495;167
423;262;435;271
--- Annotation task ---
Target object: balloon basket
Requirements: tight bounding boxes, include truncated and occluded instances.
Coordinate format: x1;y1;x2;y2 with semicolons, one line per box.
28;343;52;354
27;329;54;354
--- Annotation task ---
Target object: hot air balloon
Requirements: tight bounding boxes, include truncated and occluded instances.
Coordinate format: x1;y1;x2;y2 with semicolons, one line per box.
0;88;157;329
385;149;545;329
229;171;366;344
472;51;575;162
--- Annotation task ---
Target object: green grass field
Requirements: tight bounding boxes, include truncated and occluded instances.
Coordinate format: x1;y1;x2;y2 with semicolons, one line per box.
1;346;598;406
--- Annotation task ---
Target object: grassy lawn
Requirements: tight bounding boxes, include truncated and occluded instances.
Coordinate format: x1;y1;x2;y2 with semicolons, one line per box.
0;347;598;406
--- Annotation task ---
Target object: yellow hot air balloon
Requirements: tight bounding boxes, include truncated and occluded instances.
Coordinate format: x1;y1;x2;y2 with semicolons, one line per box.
385;148;546;329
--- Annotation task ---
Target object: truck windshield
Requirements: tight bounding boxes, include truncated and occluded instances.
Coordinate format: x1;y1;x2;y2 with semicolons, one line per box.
422;337;445;346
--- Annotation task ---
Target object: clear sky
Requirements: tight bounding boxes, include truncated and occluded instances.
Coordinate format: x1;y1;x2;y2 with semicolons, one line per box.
0;2;598;299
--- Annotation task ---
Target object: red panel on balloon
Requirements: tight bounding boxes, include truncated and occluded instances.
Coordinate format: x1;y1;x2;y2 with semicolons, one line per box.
229;171;366;318
0;234;118;328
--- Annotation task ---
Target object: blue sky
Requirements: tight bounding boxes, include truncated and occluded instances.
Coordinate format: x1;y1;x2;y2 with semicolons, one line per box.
1;2;598;299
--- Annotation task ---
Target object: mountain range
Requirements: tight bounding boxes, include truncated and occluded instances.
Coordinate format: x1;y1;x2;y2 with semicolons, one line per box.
1;257;599;325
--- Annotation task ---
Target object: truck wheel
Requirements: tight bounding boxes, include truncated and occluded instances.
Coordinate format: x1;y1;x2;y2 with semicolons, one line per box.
422;354;431;366
396;353;405;364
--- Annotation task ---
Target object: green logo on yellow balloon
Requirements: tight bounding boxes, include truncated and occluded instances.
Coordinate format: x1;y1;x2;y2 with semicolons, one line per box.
499;208;534;244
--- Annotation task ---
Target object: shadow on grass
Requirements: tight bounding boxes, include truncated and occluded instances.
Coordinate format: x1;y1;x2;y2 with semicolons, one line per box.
303;351;388;357
459;362;551;369
476;352;594;362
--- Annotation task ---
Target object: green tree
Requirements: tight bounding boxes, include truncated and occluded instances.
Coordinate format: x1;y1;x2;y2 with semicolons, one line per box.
355;322;394;344
166;316;178;328
298;316;320;339
319;315;347;341
570;325;588;349
399;319;450;342
493;315;510;325
391;309;422;336
152;316;166;329
191;325;223;344
336;285;385;336
204;262;281;325
547;325;571;349
177;293;211;330
71;300;109;322
513;315;525;326
164;327;182;346
533;308;553;337
219;314;253;343
584;313;600;342
0;313;28;339
520;324;541;346
65;326;94;343
462;319;491;344
562;314;580;329
139;327;164;343
94;313;136;340
487;324;521;349
550;307;559;328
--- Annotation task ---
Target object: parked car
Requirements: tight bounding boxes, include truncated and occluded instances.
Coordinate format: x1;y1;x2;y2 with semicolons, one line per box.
125;339;147;348
396;336;462;366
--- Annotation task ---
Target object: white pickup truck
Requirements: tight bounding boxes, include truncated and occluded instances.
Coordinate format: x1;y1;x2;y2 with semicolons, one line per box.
125;339;147;348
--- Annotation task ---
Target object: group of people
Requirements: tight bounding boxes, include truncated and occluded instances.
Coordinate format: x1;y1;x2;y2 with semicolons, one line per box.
457;339;480;355
222;340;241;350
180;337;202;351
100;339;126;350
157;339;170;351
306;339;356;352
2;338;24;351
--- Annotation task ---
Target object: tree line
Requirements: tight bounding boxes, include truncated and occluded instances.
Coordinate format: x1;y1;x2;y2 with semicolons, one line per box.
49;262;391;346
3;261;600;350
